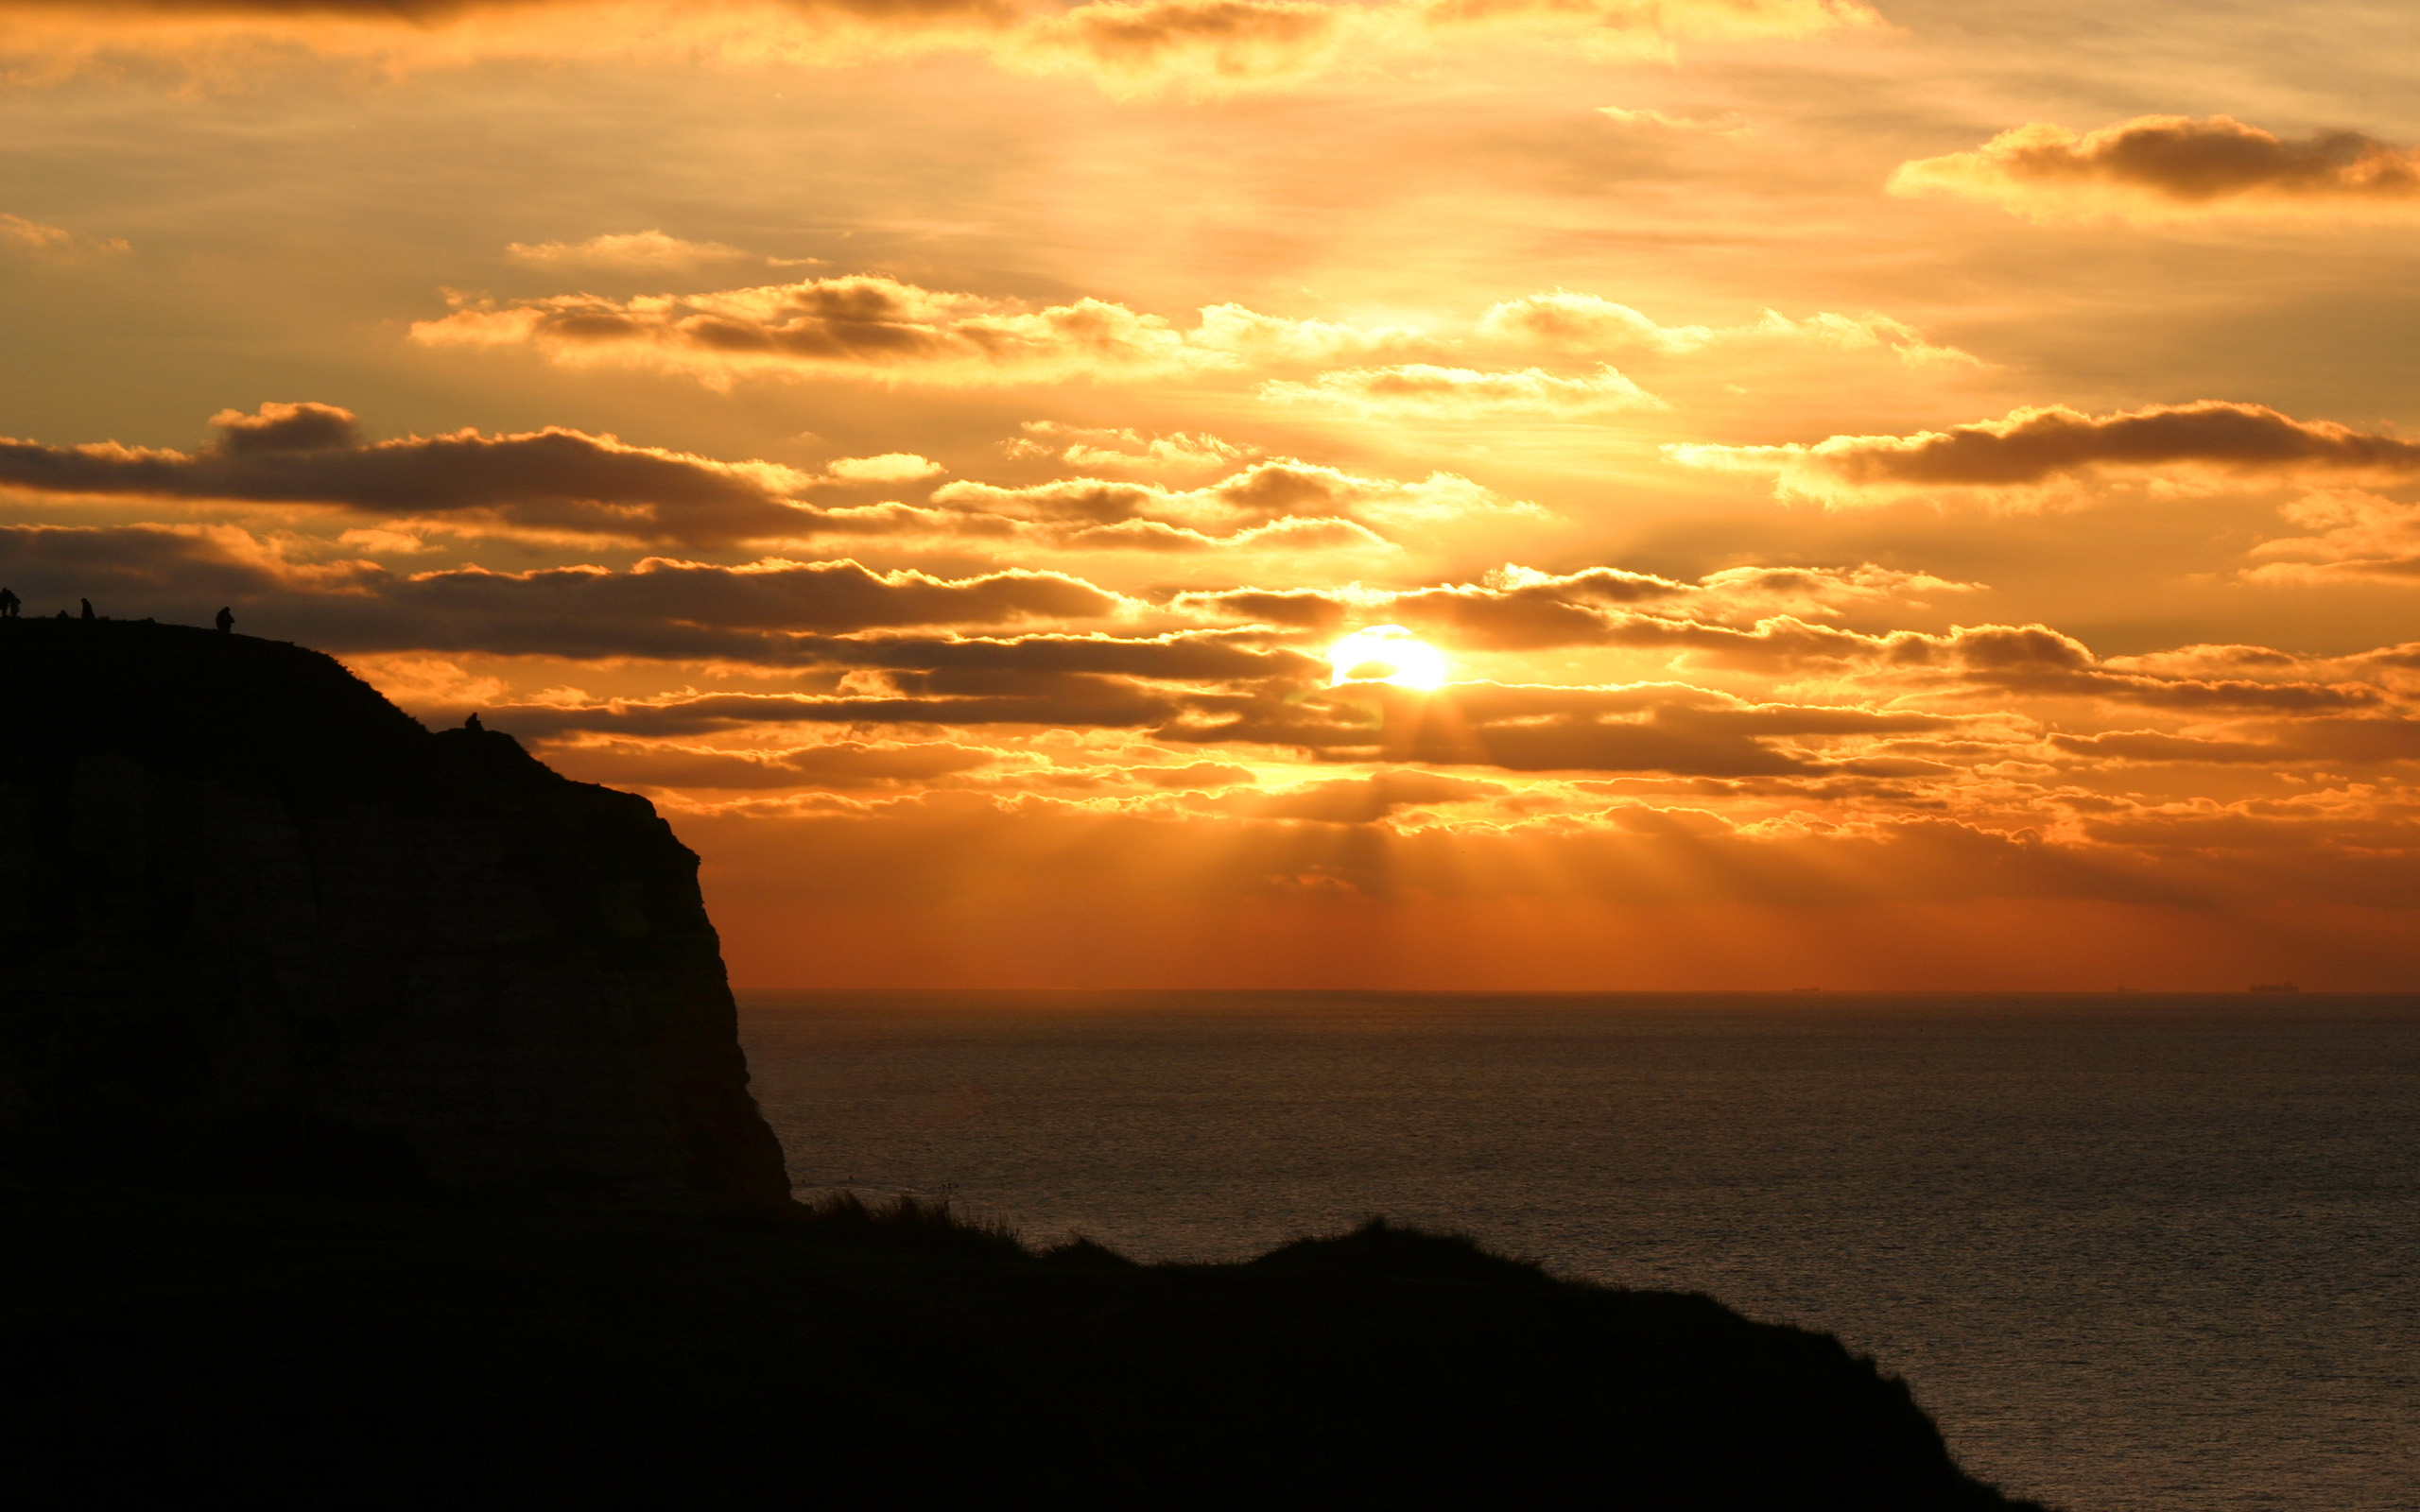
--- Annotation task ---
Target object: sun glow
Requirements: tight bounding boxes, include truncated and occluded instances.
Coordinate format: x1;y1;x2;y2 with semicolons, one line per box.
1329;626;1448;690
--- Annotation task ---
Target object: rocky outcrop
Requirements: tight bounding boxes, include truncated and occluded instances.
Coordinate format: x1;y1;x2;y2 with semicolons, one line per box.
0;616;789;1205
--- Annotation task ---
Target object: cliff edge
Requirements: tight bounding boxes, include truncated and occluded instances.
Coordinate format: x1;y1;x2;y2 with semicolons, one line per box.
0;616;789;1205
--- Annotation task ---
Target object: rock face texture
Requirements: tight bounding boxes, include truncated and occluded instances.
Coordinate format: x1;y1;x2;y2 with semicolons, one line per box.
0;617;790;1205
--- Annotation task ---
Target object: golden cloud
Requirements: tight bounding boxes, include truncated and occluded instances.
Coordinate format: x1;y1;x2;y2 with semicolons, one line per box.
505;229;814;272
2243;490;2420;584
1259;362;1663;416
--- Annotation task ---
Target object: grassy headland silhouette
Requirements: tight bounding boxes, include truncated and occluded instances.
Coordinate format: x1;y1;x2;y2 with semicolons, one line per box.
0;617;2048;1508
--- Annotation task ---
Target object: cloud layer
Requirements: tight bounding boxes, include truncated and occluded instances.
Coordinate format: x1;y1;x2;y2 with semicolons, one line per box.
0;0;1878;94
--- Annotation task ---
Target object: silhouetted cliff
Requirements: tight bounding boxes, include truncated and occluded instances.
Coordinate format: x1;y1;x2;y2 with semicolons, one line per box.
0;616;788;1204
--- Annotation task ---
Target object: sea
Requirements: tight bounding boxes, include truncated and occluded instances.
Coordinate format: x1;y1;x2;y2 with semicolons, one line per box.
735;991;2420;1512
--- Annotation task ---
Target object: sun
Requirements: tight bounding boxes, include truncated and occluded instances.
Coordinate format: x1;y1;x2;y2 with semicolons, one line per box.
1329;625;1448;691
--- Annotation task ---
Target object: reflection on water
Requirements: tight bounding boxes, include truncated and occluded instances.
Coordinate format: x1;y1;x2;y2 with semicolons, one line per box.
740;991;2420;1512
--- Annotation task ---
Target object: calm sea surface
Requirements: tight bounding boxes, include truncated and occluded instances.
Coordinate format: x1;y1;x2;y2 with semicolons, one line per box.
736;992;2420;1512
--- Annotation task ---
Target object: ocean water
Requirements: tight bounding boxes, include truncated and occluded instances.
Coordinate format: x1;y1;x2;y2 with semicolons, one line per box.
736;992;2420;1512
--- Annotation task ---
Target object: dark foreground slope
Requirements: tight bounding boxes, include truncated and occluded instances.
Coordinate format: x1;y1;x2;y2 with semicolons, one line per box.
0;616;786;1203
7;1184;2048;1509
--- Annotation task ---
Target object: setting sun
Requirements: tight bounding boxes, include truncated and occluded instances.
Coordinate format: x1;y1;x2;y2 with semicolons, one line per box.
1329;626;1448;690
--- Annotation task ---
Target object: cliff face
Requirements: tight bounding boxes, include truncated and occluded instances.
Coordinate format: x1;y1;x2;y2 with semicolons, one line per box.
0;617;790;1205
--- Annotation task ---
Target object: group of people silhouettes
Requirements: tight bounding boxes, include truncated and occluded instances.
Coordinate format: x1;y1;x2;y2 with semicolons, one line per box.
0;589;234;633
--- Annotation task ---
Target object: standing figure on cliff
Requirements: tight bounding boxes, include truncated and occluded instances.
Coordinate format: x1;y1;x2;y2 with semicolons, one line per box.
79;598;95;621
216;606;235;634
465;713;484;732
0;587;19;618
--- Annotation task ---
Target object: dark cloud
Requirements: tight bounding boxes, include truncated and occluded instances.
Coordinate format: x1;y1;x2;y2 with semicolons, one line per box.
545;737;1006;791
1675;402;2420;493
1893;114;2420;215
2270;716;2420;763
0;525;1133;653
1182;563;1955;649
413;275;1219;387
1168;679;1955;775
1019;0;1344;91
808;629;1314;681
208;400;360;454
484;680;1184;739
372;558;1129;645
935;459;1510;554
0;403;820;545
2048;730;2281;764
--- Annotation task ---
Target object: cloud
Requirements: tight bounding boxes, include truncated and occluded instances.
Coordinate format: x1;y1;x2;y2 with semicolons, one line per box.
1890;114;2420;223
412;276;1423;388
1740;309;1979;369
2048;730;2282;765
419;271;1969;400
1415;0;1877;49
0;0;1876;95
1132;761;1257;789
2243;490;2420;583
1472;293;1975;369
825;452;945;483
1185;572;2394;717
1206;768;1505;823
1475;292;1716;355
1670;401;2420;503
0;0;1024;84
501;667;1962;779
1161;676;1956;776
0;406;1508;559
1005;0;1349;96
544;735;1009;791
0;523;1137;654
1;210;128;257
1184;561;1975;646
505;230;811;272
1259;362;1662;416
0;402;823;544
1594;105;1747;136
1011;421;1254;473
486;680;1190;737
1021;514;1394;554
209;399;361;453
933;457;1539;546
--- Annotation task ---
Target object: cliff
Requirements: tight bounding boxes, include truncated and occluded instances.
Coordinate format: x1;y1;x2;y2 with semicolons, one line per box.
0;615;789;1205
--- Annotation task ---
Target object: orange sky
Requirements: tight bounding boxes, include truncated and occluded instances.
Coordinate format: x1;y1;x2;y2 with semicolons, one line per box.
3;0;2417;988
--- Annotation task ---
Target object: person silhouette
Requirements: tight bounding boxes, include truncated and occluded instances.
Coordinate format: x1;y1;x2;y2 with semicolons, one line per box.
78;598;95;621
465;713;484;732
215;606;234;634
0;587;18;618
